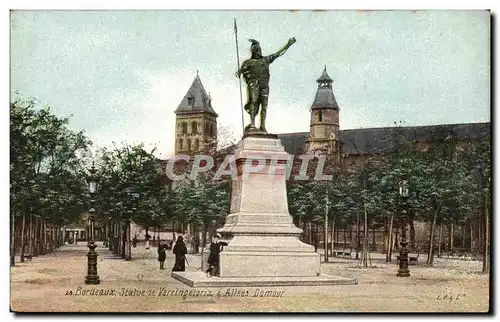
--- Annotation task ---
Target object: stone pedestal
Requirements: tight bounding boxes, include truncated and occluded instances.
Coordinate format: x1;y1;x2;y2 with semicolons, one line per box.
217;135;319;277
172;135;357;287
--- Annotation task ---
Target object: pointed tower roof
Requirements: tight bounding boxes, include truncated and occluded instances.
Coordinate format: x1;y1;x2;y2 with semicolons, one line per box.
316;65;333;83
175;73;218;117
311;66;339;110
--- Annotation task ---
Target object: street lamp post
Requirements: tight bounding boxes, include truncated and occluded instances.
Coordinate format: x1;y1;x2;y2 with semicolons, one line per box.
85;162;101;285
397;178;410;277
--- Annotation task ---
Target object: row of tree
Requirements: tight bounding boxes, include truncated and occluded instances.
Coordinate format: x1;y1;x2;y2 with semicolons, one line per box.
287;123;491;271
10;95;92;265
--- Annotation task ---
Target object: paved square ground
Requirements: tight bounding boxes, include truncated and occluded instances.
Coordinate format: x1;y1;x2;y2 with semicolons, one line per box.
10;243;490;312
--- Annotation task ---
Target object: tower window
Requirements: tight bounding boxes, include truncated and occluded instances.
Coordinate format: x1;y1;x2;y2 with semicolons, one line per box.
318;110;323;122
194;138;200;150
192;121;198;134
181;122;188;134
187;96;194;106
210;124;215;137
187;139;192;151
179;138;184;150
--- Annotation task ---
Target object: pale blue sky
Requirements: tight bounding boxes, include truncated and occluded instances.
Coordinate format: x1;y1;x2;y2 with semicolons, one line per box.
10;10;490;158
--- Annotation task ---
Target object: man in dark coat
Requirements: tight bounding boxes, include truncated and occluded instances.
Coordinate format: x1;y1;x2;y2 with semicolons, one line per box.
157;240;167;270
206;233;228;277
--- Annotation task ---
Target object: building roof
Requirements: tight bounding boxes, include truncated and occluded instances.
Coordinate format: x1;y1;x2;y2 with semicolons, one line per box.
316;65;333;83
278;122;491;156
311;67;339;110
175;74;218;117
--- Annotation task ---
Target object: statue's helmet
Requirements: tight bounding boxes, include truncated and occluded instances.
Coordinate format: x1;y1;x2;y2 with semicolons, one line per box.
249;39;261;54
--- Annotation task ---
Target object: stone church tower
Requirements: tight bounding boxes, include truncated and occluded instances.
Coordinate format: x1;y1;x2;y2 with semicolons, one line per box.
174;73;218;155
305;66;341;157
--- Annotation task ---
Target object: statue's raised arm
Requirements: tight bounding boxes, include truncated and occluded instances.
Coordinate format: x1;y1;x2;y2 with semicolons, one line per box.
266;37;296;64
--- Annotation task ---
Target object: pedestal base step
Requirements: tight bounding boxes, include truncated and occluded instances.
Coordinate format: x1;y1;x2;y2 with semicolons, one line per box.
171;271;358;288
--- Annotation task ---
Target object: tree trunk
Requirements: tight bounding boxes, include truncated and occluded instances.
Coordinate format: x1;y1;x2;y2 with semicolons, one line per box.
330;215;335;257
364;209;368;248
55;225;59;248
10;210;16;267
42;218;47;255
462;224;467;248
20;213;26;262
355;211;360;260
324;198;328;262
127;221;132;260
469;221;473;253
307;221;312;244
343;225;347;250
427;209;439;265
386;213;394;262
437;222;443;258
121;223;127;259
50;224;56;252
115;221;120;254
103;221;107;247
33;217;39;257
202;221;208;248
313;223;318;252
478;219;482;256
449;221;454;252
409;212;416;249
371;223;376;251
349;222;353;248
483;190;490;273
48;225;53;251
51;225;55;250
382;216;387;254
56;226;60;248
28;214;33;255
394;222;399;252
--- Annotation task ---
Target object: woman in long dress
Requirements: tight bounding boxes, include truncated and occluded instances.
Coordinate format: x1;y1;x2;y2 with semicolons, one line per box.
172;235;187;272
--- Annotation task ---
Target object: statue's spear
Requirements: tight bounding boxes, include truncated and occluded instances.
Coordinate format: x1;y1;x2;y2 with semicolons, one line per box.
234;18;245;134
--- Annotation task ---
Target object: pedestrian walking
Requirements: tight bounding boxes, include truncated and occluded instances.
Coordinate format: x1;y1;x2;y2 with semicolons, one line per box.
157;240;167;270
145;234;150;250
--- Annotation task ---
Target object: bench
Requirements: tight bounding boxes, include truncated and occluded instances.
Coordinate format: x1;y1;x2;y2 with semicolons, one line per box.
333;251;352;258
22;254;33;261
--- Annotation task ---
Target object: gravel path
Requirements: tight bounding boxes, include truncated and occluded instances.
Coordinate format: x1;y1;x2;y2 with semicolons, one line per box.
10;243;490;312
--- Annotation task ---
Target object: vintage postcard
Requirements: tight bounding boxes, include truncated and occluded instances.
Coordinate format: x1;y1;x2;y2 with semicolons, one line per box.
9;9;491;313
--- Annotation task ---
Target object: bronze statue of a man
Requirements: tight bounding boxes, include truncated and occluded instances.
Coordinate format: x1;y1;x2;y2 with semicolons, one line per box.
236;37;296;133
